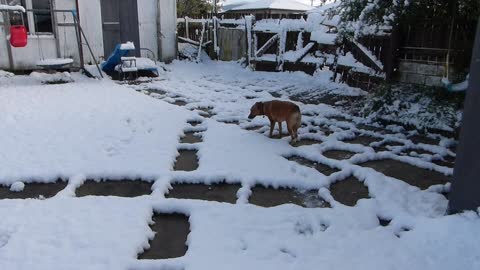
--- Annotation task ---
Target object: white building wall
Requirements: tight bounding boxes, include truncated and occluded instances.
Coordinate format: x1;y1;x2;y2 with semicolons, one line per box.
138;0;159;60
1;0;177;70
0;11;10;69
77;0;104;63
158;0;177;63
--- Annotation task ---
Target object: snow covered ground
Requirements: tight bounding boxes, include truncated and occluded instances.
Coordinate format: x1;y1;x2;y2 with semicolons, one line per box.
0;62;478;270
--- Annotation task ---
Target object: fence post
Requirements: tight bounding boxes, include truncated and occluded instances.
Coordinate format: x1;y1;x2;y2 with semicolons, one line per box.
448;19;480;213
245;15;255;68
185;16;189;39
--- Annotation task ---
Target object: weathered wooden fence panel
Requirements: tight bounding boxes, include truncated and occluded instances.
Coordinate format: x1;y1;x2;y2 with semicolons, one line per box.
217;28;246;61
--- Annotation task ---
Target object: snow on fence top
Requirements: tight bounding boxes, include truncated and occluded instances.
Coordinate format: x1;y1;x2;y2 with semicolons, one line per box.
227;0;313;12
0;4;26;12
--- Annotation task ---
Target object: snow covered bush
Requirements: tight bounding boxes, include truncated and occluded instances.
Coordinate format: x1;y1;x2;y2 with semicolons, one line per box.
356;83;464;132
337;0;479;38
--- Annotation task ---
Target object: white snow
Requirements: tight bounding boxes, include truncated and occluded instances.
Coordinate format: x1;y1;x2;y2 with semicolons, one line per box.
36;58;74;67
9;182;25;192
0;4;25;12
0;59;475;270
120;41;136;50
310;31;337;45
225;0;313;12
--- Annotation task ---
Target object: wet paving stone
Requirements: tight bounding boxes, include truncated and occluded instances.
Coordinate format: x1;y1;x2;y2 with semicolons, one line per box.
142;88;166;95
138;213;190;259
0;181;67;199
270;92;282;98
359;159;449;190
432;155;456;168
166;183;241;203
173;100;188;107
344;136;382;146
378;217;392;227
188;120;202;127
375;141;404;152
291;139;322;147
76;180;152;197
174;150;199;171
245;125;264;131
357;124;384;133
180;132;202;144
408;135;440;145
249;186;330;208
330;176;370;207
219;119;240;125
287;156;340;176
322;150;356;160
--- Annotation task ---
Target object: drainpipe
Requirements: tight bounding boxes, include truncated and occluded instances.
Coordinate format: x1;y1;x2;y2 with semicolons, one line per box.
75;0;84;69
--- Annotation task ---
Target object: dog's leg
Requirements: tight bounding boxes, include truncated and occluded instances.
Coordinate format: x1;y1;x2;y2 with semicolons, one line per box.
269;120;275;138
278;122;283;138
287;121;294;141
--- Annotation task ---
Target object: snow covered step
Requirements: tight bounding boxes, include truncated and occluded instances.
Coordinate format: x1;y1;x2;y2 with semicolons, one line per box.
75;180;152;197
329;176;370;207
0;181;67;200
174;150;199;171
249;186;329;208
166;183;241;204
138;213;190;259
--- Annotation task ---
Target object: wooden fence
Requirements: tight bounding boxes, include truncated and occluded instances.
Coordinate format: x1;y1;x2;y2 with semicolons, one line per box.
176;16;477;90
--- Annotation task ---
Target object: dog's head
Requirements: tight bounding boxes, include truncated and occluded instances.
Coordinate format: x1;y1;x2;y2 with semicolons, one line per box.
248;102;263;119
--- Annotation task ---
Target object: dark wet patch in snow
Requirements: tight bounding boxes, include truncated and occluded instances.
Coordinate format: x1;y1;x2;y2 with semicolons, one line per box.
330;176;370;207
291;139;322;147
166;183;240;203
0;181;67;199
286;155;340;176
359;159;449;190
76;180;152;197
174;150;199;171
138;213;190;259
180;132;203;144
322;150;356;160
249;186;330;208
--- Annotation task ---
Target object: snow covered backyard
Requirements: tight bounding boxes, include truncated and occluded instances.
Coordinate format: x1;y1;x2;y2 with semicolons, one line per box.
0;62;479;270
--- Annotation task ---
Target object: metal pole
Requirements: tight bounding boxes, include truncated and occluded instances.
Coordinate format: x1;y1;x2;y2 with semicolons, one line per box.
448;19;480;213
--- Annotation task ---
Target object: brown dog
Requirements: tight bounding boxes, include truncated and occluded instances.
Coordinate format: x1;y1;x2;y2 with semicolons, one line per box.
248;100;301;141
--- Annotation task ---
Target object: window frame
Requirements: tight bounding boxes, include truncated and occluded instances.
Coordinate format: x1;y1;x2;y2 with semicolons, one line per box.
9;0;54;35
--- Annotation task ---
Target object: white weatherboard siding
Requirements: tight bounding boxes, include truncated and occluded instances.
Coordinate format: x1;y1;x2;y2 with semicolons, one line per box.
0;14;9;69
78;0;104;63
0;0;178;70
158;0;177;63
10;36;58;70
138;0;159;59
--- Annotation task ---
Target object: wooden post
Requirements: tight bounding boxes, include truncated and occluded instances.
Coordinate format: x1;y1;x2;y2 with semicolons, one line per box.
185;16;189;39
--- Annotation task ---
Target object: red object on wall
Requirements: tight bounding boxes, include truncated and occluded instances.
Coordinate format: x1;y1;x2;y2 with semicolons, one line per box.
10;25;28;47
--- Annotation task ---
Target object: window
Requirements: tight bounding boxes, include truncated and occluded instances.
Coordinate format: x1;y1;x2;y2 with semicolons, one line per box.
8;0;53;34
32;0;53;33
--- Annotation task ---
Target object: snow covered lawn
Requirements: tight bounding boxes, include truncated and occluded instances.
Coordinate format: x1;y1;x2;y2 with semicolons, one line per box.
0;63;478;270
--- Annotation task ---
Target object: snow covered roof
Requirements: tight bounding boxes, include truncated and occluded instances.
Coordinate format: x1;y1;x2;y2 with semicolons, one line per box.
307;1;341;14
225;0;313;12
0;4;25;12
